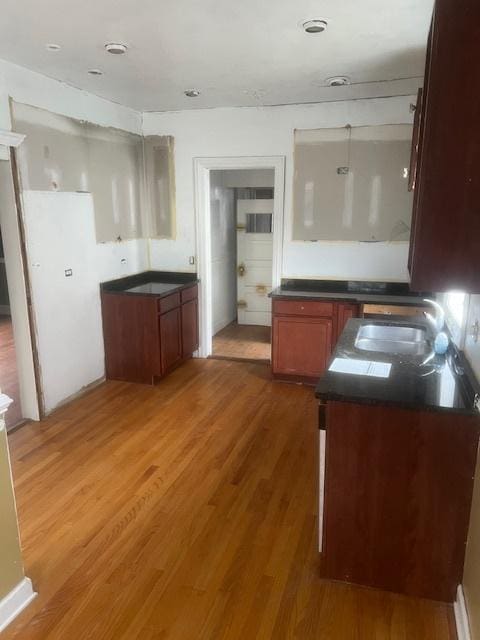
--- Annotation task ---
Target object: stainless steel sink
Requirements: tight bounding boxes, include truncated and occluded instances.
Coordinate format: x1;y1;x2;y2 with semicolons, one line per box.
354;324;429;356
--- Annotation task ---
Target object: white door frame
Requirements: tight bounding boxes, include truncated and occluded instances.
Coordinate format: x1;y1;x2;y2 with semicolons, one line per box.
194;156;285;358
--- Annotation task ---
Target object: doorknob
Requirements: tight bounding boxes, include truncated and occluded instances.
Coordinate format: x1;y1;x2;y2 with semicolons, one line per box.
237;263;246;277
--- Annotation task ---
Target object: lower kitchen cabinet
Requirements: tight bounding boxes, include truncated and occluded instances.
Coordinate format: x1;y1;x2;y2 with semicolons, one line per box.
101;284;198;384
159;307;182;373
319;401;480;602
272;315;332;380
181;298;199;357
272;300;359;382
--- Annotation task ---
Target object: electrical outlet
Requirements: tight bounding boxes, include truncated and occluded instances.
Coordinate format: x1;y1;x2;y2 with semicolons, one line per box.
64;268;73;277
121;258;127;265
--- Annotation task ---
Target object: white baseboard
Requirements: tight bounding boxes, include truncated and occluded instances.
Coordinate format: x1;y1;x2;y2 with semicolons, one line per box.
0;577;36;633
454;584;472;640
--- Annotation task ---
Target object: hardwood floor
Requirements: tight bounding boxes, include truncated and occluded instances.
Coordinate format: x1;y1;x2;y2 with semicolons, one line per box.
212;322;271;362
0;315;23;429
4;359;455;639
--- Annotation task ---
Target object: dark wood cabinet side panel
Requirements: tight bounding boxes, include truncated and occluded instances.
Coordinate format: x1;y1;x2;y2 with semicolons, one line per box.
322;401;480;602
101;293;160;384
181;298;199;357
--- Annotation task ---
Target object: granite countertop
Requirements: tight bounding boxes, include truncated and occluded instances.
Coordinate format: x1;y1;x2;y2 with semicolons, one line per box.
269;279;431;307
315;317;479;415
100;271;199;299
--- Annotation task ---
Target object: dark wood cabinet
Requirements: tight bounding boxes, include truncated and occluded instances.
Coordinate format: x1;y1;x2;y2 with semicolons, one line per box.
181;298;199;357
101;284;198;384
159;307;182;373
272;315;332;379
320;401;480;602
272;300;358;382
335;303;360;341
408;0;480;292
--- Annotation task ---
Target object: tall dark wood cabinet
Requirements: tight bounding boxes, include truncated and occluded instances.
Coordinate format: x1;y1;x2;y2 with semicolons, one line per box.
408;0;480;292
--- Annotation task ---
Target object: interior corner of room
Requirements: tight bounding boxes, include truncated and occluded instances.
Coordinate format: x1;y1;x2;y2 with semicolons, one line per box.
1;0;480;637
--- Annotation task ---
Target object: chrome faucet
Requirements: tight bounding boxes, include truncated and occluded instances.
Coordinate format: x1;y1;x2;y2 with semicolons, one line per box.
423;299;445;334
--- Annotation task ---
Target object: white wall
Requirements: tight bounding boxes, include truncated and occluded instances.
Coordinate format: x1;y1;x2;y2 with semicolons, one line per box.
464;295;480;381
220;169;274;189
0;58;148;416
210;171;236;334
143;95;416;281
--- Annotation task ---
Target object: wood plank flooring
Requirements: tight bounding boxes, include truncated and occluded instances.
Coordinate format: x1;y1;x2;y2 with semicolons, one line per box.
212;322;271;362
0;315;23;429
4;359;455;639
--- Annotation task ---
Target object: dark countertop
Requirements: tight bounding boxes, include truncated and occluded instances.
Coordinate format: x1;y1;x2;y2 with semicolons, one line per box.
100;271;199;298
269;279;432;307
315;317;479;415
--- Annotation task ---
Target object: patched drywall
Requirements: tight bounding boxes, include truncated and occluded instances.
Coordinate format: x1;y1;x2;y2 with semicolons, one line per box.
143;95;415;281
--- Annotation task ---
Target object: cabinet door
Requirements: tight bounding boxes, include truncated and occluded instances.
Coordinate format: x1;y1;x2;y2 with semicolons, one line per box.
181;298;199;357
159;307;182;374
408;2;480;292
272;316;332;378
335;303;360;343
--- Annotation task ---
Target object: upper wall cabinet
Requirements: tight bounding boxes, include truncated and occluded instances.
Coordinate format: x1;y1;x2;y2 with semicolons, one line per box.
292;125;413;243
408;0;480;292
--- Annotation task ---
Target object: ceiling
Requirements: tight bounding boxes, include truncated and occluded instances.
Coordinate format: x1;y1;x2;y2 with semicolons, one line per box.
0;0;434;112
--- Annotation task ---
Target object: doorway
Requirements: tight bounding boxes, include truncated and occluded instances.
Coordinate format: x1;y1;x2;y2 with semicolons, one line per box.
194;157;285;360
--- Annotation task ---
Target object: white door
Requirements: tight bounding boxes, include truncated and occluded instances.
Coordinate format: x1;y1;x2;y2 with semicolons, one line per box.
236;199;273;326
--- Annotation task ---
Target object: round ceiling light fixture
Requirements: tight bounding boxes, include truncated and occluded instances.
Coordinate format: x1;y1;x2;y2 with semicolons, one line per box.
46;43;61;51
326;76;351;86
302;19;328;34
184;89;200;98
105;42;128;55
88;68;104;76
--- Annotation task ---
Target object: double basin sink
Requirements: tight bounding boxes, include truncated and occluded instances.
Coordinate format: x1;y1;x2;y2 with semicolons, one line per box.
354;323;430;357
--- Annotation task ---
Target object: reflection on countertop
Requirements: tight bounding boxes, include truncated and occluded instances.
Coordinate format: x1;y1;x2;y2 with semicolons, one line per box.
100;271;199;298
269;278;432;307
315;317;479;415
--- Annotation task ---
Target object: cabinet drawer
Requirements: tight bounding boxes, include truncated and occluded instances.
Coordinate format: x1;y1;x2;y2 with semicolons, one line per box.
273;299;334;318
181;284;198;304
158;292;180;314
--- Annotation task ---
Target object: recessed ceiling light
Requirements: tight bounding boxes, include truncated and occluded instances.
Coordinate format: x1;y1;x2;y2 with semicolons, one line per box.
46;43;61;51
88;69;104;76
302;19;328;34
184;89;200;98
105;42;128;55
326;76;351;87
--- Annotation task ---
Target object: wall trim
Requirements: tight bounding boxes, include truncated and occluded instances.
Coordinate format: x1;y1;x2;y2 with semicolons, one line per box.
454;584;472;640
194;155;285;358
0;577;36;633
